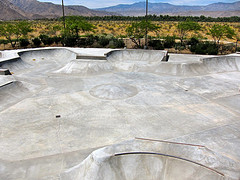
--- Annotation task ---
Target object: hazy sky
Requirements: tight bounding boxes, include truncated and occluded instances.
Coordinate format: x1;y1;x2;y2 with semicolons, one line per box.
38;0;237;8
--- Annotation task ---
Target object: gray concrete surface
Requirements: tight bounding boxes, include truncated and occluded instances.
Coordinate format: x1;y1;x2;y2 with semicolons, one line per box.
0;48;239;180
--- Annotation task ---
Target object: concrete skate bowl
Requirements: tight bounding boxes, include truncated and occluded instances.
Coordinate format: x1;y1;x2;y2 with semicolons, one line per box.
62;139;239;180
0;48;77;73
56;49;168;75
18;48;76;65
155;56;240;76
106;49;168;72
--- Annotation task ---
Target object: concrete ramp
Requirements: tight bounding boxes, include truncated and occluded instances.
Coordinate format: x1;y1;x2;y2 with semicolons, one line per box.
0;80;40;111
1;49;239;76
155;56;240;76
106;49;168;62
0;58;32;73
56;49;169;75
18;48;76;65
0;48;77;75
55;60;113;76
106;49;168;72
62;139;238;180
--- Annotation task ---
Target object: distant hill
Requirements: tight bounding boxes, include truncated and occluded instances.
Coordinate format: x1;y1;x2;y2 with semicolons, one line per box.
97;1;240;17
1;0;239;20
0;0;117;20
165;11;240;18
0;0;27;20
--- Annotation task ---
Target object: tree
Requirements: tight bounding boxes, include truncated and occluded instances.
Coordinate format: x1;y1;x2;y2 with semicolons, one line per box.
0;21;32;48
63;16;95;38
126;20;160;48
177;20;201;45
208;24;236;45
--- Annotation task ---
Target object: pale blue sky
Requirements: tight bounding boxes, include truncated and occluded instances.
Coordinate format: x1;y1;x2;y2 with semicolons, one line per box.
38;0;237;8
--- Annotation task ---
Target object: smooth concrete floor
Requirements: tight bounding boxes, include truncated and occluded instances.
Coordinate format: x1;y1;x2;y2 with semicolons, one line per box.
0;48;239;179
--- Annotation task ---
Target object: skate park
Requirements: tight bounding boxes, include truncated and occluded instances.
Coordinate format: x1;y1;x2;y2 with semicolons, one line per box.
0;47;240;179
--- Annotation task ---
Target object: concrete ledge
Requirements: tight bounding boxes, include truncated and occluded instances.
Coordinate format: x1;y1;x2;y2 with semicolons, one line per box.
76;55;107;60
0;75;15;87
0;69;11;75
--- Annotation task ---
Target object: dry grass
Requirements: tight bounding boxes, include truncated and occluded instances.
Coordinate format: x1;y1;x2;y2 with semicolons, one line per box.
0;20;239;49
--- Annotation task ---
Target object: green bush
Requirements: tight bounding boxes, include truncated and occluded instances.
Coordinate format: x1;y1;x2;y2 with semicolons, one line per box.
61;35;77;47
190;41;218;55
98;36;109;47
77;38;87;47
207;46;218;55
175;43;186;51
52;36;61;44
19;39;30;47
194;44;206;54
148;40;164;50
112;38;125;48
187;37;199;46
163;36;175;48
39;34;54;46
220;44;235;54
0;39;9;45
32;38;41;47
85;35;96;46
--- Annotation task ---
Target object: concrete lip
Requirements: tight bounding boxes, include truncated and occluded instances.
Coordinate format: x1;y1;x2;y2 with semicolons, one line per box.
0;47;239;179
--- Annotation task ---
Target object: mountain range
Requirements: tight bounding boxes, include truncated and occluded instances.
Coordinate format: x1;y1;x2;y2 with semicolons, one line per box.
0;0;117;20
97;1;240;17
0;0;240;20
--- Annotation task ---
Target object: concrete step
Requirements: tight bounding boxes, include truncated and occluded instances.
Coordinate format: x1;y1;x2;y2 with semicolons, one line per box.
76;55;107;60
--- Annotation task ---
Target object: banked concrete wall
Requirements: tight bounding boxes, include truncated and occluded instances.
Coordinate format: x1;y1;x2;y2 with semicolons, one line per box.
0;48;239;76
0;48;77;72
62;140;239;180
155;56;240;76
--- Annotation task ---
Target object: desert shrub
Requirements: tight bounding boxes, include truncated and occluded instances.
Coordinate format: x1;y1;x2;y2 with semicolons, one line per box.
118;35;127;38
0;39;9;45
85;35;96;46
76;35;98;47
207;45;219;55
148;40;164;50
175;43;186;51
32;38;41;47
194;44;207;54
39;34;54;46
77;38;87;47
112;38;125;48
61;35;77;47
163;36;175;48
98;36;109;47
187;37;199;46
52;36;61;44
220;44;235;54
108;38;125;49
19;39;30;47
191;41;218;55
